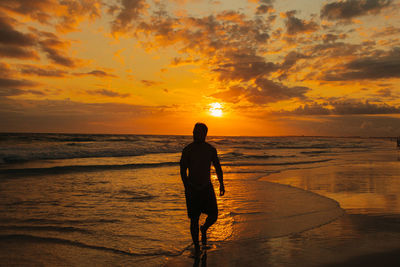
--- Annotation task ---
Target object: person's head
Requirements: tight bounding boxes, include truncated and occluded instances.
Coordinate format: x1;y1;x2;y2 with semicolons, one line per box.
193;122;208;142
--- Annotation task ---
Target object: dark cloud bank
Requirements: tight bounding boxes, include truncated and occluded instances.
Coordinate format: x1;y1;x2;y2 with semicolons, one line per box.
321;0;393;21
275;101;400;115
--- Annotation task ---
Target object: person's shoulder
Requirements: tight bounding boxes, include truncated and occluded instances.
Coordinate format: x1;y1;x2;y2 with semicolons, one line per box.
205;142;217;151
182;142;195;152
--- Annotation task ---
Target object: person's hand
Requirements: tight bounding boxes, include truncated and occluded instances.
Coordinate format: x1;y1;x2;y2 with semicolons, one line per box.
219;184;225;196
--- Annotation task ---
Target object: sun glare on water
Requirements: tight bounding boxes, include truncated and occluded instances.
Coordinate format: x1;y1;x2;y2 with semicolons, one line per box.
209;102;223;117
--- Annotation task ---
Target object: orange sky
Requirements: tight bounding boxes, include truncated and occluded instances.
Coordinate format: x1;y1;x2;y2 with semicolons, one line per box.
1;0;400;136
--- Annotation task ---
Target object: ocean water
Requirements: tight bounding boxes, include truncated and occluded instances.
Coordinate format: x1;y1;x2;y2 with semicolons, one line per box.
0;133;398;266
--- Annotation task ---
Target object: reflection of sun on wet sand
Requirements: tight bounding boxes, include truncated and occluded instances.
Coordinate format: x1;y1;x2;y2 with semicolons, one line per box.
231;181;343;240
165;180;343;266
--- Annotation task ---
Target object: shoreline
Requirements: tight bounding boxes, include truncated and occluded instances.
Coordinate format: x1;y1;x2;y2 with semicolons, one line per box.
165;150;400;266
165;180;345;266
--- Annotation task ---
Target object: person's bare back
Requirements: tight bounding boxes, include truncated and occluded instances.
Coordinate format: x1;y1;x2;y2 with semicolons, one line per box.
181;141;222;188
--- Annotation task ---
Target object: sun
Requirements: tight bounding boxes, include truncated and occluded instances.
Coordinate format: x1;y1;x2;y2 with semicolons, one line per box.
209;102;223;117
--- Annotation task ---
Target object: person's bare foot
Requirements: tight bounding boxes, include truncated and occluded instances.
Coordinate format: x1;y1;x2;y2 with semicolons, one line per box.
200;225;207;246
193;244;201;257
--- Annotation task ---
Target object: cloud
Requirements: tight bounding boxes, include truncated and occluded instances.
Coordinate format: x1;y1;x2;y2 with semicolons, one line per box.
136;8;317;105
321;33;348;43
284;115;400;136
137;9;272;62
256;5;273;15
0;88;45;96
74;70;117;78
320;0;393;21
0;76;41;96
0;13;82;65
322;48;400;80
0;0;103;32
0;97;171;133
0;63;12;75
40;45;76;67
0;15;39;59
213;52;276;82
371;26;400;38
0;16;37;46
38;32;79;67
141;79;162;87
0;97;167;116
247;78;310;104
170;57;200;67
216;10;246;23
0;77;38;89
19;65;68;77
130;9;282;111
111;0;148;34
376;88;392;97
275;101;400;115
332;100;400;114
211;78;310;104
0;62;42;96
280;51;308;71
309;42;362;58
0;45;39;59
54;0;102;32
276;103;332;115
87;89;130;98
210;85;246;103
0;0;56;24
284;11;319;35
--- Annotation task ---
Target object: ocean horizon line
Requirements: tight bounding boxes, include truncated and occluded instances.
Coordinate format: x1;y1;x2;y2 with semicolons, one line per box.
0;131;398;139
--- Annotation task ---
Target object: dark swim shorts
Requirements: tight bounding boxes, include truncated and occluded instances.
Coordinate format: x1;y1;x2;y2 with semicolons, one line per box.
185;184;218;219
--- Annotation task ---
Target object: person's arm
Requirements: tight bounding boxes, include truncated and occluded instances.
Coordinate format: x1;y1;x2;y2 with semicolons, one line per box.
180;151;189;190
212;150;225;196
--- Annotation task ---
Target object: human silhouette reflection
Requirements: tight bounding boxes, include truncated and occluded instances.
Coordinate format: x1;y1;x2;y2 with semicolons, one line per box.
180;123;225;257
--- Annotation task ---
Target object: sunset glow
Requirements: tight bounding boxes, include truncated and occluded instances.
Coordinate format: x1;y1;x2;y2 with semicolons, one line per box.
209;103;223;117
0;0;399;136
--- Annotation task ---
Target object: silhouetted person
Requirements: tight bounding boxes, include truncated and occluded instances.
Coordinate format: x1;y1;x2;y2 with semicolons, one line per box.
180;123;225;256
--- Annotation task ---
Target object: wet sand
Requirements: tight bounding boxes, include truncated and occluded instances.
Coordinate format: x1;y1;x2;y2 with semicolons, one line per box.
165;180;345;267
165;150;400;266
324;249;400;267
165;211;400;266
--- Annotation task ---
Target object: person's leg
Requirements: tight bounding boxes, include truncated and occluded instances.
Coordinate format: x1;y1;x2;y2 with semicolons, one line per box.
200;213;217;246
190;216;201;253
200;187;218;246
202;213;217;231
